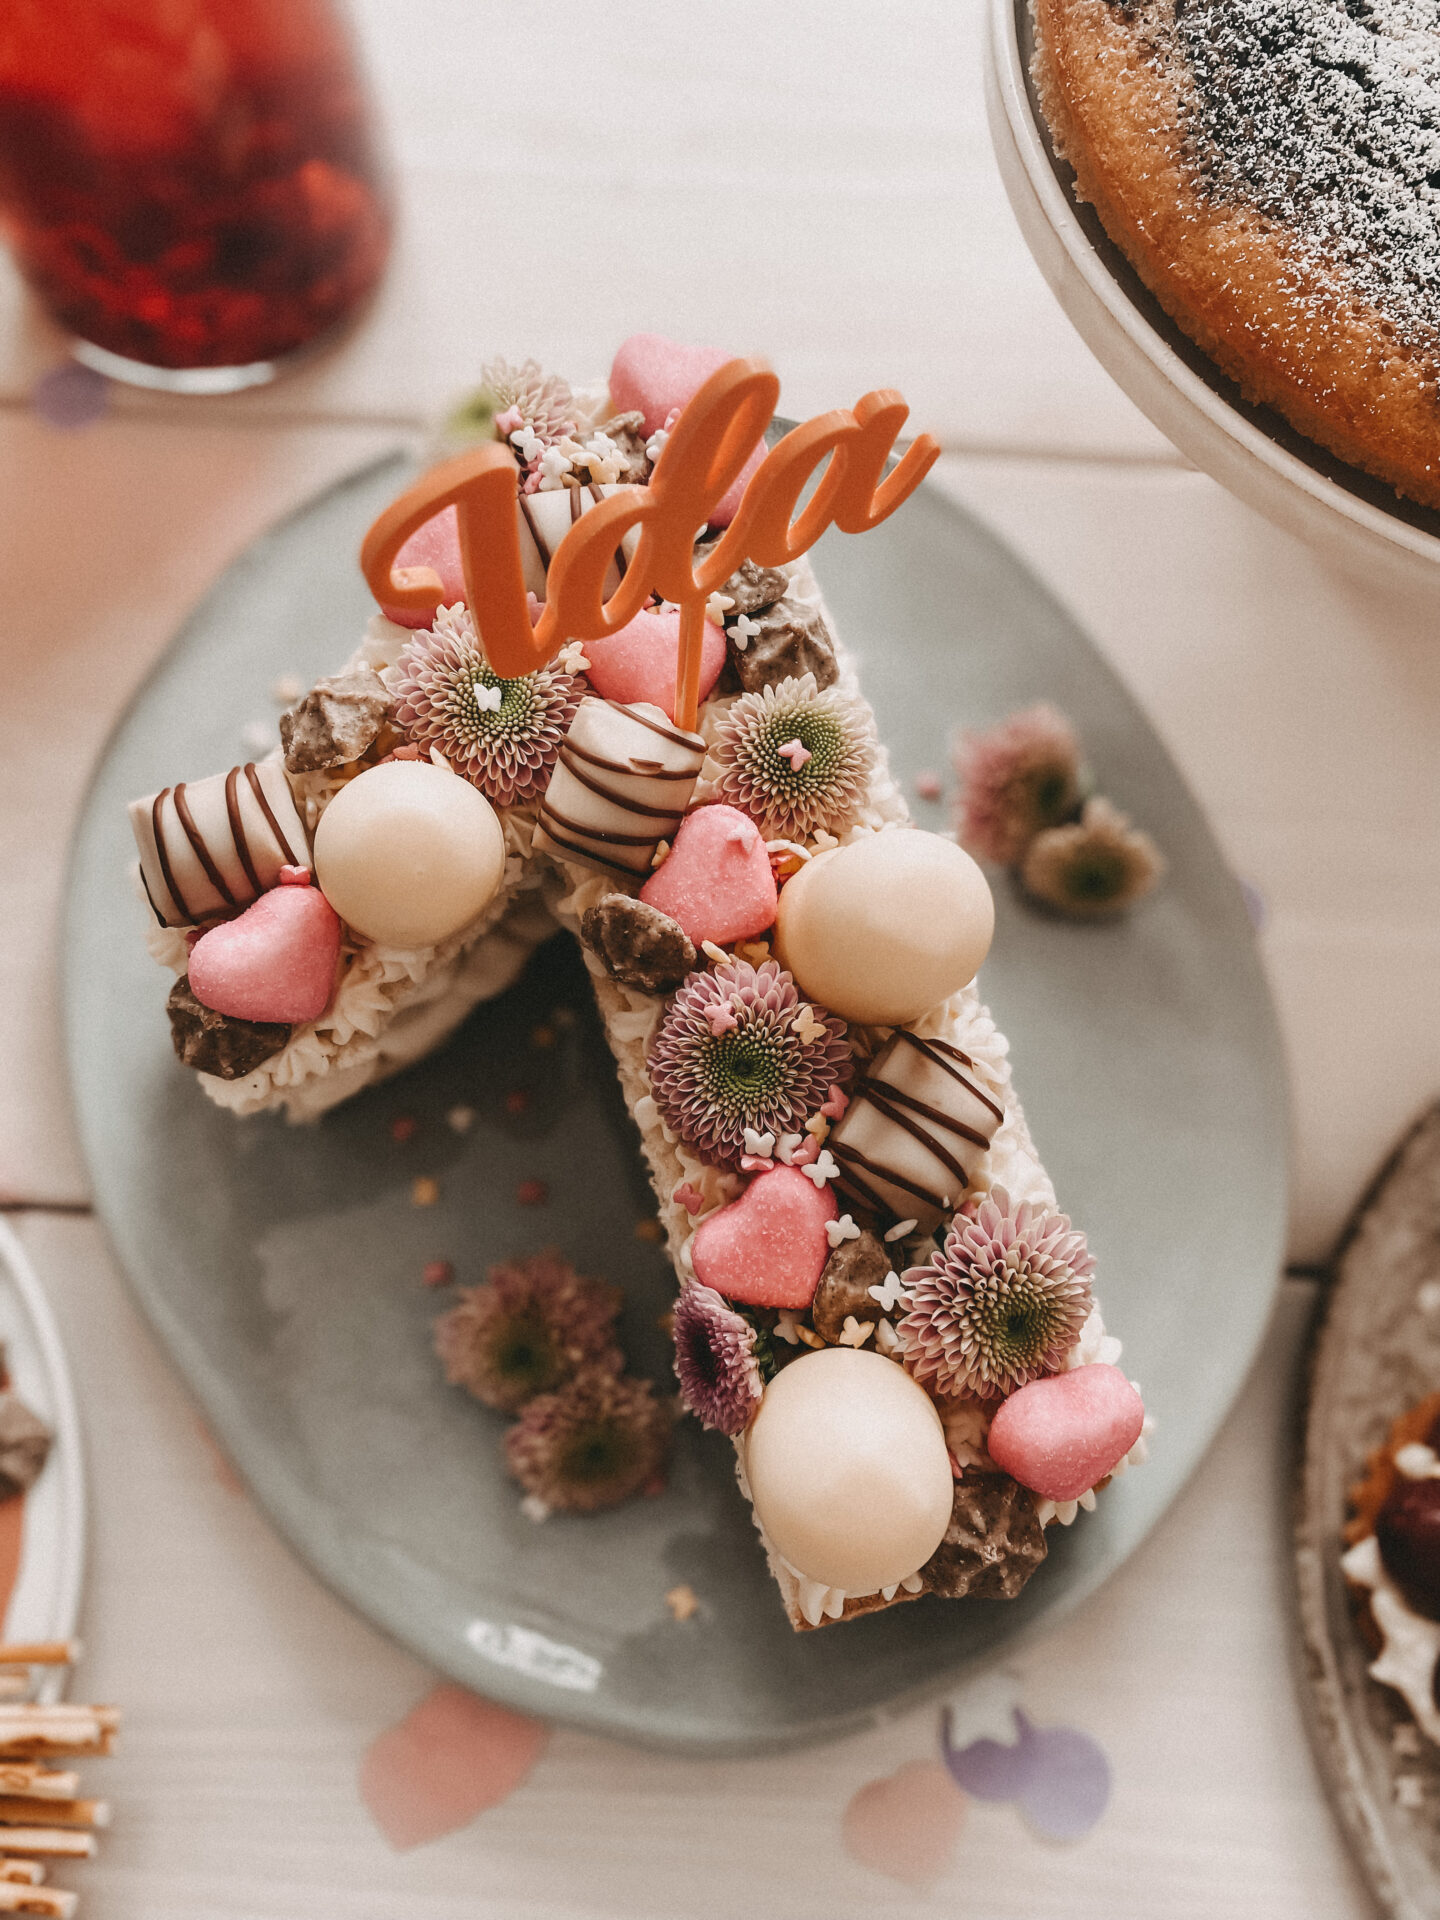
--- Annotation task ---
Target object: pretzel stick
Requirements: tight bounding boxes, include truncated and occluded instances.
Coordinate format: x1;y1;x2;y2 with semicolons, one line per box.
0;1800;105;1832
0;1886;74;1917
0;1686;31;1708
0;1708;119;1758
0;1650;79;1672
0;1866;42;1886
0;1775;76;1804
0;1830;93;1859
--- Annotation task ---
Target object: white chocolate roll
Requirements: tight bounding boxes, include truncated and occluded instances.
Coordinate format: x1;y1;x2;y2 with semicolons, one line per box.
130;760;310;927
829;1030;1003;1233
535;698;704;879
516;484;641;601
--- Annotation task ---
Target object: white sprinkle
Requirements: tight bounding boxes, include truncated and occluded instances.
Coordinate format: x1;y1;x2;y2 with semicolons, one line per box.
701;940;729;967
520;1494;551;1523
729;613;762;652
447;1105;476;1133
825;1213;861;1249
473;679;503;713
837;1316;874;1348
801;1149;840;1189
269;674;303;705
867;1270;912;1314
743;1128;777;1160
883;1219;918;1243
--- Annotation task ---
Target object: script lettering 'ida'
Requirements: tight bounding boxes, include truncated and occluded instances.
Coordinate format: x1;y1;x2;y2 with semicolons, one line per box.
361;358;940;732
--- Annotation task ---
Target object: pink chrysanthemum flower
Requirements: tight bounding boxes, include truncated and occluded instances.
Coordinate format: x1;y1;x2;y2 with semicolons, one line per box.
477;357;578;446
504;1369;671;1512
899;1188;1094;1400
648;959;850;1172
1020;798;1165;919
672;1283;763;1435
391;605;585;807
955;703;1084;865
711;674;876;840
434;1250;623;1414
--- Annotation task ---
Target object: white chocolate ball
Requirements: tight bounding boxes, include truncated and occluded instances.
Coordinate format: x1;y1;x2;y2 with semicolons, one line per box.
313;760;506;950
744;1347;954;1594
774;831;994;1025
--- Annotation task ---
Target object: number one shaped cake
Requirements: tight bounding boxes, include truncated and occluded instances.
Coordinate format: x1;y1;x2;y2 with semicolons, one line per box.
126;335;1149;1629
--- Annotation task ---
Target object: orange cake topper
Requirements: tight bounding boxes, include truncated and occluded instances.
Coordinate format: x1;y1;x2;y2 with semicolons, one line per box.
361;359;940;733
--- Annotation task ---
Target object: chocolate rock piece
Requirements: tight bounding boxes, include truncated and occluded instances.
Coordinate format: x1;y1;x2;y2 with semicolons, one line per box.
598;410;653;485
729;596;839;693
0;1392;51;1500
811;1230;892;1344
167;974;292;1080
129;760;311;928
920;1473;1047;1600
830;1031;1004;1235
695;544;792;616
517;483;640;602
535;698;705;880
280;666;393;773
580;893;697;994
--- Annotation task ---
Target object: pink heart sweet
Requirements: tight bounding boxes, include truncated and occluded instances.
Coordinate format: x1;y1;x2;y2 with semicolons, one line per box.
581;607;725;722
188;875;342;1025
640;804;778;947
985;1364;1145;1504
690;1164;836;1309
382;507;465;627
609;332;765;527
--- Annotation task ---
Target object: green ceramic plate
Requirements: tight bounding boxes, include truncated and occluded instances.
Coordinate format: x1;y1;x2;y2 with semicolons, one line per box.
64;450;1286;1753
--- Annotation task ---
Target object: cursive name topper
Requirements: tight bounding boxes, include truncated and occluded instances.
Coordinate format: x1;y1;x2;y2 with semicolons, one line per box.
361;358;940;732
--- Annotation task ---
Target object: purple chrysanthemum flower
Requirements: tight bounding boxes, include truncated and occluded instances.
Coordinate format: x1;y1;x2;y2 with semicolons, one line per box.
391;604;584;808
672;1283;763;1435
504;1369;671;1512
899;1188;1094;1400
434;1249;623;1413
954;704;1085;866
648;959;850;1172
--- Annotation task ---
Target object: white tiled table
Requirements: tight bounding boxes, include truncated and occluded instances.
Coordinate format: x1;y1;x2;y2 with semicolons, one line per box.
2;1;1432;1910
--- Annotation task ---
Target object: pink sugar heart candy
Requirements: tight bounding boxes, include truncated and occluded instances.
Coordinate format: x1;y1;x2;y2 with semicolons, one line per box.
985;1364;1145;1504
382;508;465;627
188;881;342;1025
581;607;725;722
609;333;765;527
640;804;778;947
690;1163;836;1309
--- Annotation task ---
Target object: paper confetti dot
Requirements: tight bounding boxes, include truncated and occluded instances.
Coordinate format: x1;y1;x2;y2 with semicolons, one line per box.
531;1024;556;1049
941;1705;1042;1801
843;1760;966;1888
31;360;109;428
411;1177;440;1208
447;1106;476;1133
914;770;943;801
505;1090;529;1116
359;1684;548;1851
516;1179;548;1206
422;1261;454;1289
665;1584;700;1622
1016;1722;1111;1840
390;1115;418;1144
634;1218;664;1244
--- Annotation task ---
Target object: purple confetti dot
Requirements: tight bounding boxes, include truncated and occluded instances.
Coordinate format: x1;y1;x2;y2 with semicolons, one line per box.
31;361;109;430
1017;1724;1111;1841
1239;878;1267;933
940;1706;1042;1801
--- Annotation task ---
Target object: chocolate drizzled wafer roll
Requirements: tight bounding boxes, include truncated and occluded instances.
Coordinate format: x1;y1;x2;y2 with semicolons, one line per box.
829;1030;1003;1234
535;698;704;880
516;484;639;602
129;761;310;927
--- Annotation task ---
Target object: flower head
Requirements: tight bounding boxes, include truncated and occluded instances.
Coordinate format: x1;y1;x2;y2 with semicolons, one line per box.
1020;797;1165;918
956;704;1085;865
476;357;578;446
648;959;850;1171
391;604;585;807
672;1283;763;1434
898;1188;1094;1399
711;675;876;841
434;1250;623;1413
504;1369;671;1512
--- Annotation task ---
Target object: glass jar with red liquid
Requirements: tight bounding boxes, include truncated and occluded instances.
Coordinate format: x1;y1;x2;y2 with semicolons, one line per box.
0;0;393;390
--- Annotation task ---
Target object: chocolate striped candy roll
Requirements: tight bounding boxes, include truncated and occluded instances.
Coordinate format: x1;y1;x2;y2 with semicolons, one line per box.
534;698;704;880
516;483;640;601
829;1030;1003;1234
129;761;311;928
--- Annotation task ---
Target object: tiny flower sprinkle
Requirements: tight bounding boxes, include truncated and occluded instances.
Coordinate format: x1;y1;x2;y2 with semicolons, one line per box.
411;1177;440;1208
733;939;771;968
729;614;762;652
390;1115;418;1144
801;1149;840;1188
774;1311;803;1346
790;1133;821;1166
837;1316;874;1348
820;1085;849;1120
447;1105;476;1134
634;1218;664;1244
674;1182;706;1215
743;1128;778;1160
706;591;735;624
867;1270;912;1313
665;1584;701;1622
706;1002;740;1036
791;1005;826;1046
774;1132;805;1164
826;1213;861;1249
804;1112;831;1142
423;1261;455;1288
777;737;812;770
516;1179;549;1206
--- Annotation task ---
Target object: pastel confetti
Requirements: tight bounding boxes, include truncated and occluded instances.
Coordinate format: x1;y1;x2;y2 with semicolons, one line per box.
31;360;109;429
1018;1722;1111;1841
359;1684;548;1851
516;1179;548;1206
941;1703;1041;1800
842;1760;966;1888
422;1261;454;1288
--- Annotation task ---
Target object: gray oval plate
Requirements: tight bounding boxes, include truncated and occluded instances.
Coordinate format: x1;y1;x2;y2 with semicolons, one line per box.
64;450;1287;1754
1298;1106;1440;1918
